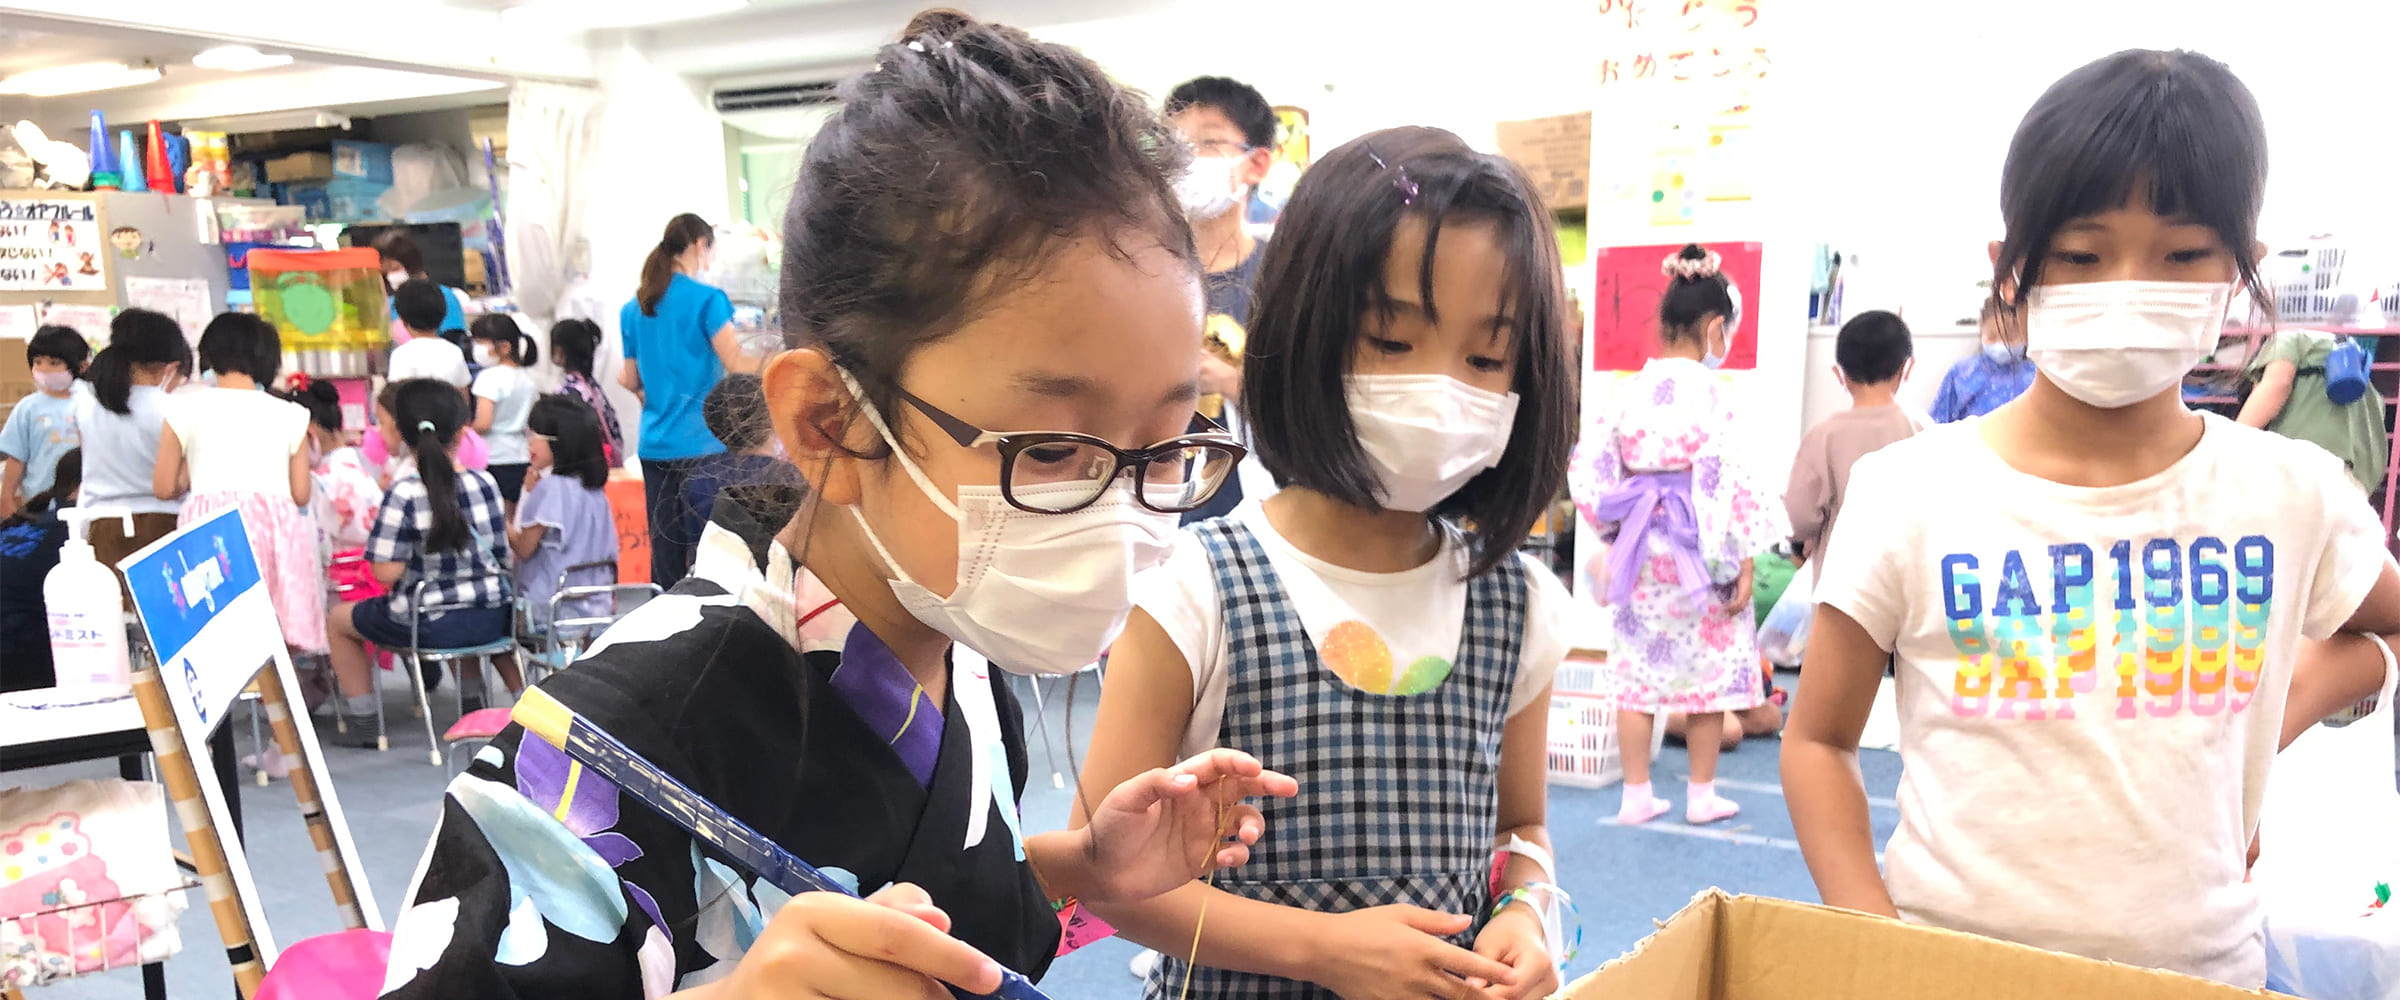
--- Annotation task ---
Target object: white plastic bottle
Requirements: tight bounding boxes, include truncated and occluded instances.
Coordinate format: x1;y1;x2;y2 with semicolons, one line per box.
47;506;137;694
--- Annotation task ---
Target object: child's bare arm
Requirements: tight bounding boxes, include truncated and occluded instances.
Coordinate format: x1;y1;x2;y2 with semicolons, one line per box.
1074;612;1515;997
2336;560;2400;635
0;456;22;516
1781;605;1898;918
1476;695;1560;999
2282;632;2395;750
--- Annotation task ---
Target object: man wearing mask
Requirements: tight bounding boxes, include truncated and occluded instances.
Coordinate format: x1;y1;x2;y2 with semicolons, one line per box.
1167;75;1277;524
1929;297;2035;422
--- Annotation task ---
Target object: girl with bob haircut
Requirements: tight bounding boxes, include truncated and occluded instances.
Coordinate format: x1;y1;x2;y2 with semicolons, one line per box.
1785;48;2400;987
1078;125;1579;1000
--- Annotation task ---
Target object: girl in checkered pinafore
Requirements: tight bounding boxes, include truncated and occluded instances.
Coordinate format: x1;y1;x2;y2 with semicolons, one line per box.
1077;127;1583;1000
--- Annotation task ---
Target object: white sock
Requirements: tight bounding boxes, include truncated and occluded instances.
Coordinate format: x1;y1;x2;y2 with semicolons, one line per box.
1618;780;1669;822
344;693;376;716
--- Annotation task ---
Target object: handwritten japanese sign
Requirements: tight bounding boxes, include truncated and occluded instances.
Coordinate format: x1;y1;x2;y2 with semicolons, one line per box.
1596;0;1768;90
0;198;107;292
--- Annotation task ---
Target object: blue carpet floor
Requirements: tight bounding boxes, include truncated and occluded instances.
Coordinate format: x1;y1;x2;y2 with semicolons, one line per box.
16;668;1898;998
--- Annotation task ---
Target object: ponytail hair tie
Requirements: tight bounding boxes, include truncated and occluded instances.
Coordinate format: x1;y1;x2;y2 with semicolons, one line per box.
1663;250;1724;281
417;420;437;434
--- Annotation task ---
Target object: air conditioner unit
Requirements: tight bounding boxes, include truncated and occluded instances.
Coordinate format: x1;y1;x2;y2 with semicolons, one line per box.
711;80;839;114
710;70;854;139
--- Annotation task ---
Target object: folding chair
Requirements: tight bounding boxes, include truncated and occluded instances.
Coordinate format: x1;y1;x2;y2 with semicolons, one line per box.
373;575;516;767
516;559;662;687
443;563;662;773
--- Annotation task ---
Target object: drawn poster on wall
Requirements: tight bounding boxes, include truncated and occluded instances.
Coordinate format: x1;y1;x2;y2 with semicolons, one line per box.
1590;240;1764;371
0;198;107;291
1592;0;1768;233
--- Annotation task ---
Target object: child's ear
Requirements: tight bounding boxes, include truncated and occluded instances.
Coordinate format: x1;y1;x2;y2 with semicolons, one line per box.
764;348;868;506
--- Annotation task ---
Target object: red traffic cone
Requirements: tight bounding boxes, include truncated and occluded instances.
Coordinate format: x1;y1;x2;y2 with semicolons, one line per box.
146;121;176;194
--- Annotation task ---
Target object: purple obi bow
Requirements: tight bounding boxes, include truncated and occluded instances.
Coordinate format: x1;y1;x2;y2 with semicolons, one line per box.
1594;470;1711;610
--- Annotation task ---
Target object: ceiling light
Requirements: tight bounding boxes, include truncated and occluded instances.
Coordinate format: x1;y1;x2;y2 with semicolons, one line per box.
499;0;747;30
193;45;294;73
0;61;163;97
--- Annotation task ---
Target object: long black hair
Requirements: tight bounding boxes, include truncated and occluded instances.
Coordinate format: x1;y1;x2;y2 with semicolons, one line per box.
89;309;190;415
779;7;1195;436
389;378;473;552
1239;126;1572;577
469;314;538;367
637;215;713;317
549;319;603;380
528;395;607;490
1994;49;2272;313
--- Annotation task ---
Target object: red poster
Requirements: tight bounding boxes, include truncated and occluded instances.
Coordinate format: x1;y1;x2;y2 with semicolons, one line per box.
1590;241;1763;371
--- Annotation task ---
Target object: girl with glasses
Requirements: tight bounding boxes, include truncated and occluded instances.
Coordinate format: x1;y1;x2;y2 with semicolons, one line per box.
377;10;1294;1000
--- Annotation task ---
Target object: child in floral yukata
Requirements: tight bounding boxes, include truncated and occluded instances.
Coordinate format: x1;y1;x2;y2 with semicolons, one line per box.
1571;244;1787;827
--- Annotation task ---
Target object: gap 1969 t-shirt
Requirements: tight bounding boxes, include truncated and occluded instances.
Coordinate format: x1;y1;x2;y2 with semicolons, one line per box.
1813;413;2388;987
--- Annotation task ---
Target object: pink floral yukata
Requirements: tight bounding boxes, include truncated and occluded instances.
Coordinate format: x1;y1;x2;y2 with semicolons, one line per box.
1569;357;1786;714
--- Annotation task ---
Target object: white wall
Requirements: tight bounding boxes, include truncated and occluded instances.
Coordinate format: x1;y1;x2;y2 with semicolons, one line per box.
579;34;730;300
1044;0;1596;155
1773;0;2400;447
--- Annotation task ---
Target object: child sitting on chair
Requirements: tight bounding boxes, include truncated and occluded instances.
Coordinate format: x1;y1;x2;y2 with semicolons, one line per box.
510;395;619;631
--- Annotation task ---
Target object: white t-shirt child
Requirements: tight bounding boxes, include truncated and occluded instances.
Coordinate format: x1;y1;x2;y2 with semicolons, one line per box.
1814;414;2387;987
1139;501;1573;759
473;366;536;466
166;387;309;496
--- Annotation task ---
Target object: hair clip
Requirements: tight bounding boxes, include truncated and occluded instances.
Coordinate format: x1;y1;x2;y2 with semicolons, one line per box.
1364;149;1419;207
906;39;927;53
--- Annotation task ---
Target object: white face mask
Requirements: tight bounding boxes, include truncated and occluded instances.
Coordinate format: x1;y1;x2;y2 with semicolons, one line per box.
1347;374;1521;513
2026;280;2230;409
471;342;496;367
386;269;407;290
32;370;74;393
839;370;1180;675
1177;155;1243;220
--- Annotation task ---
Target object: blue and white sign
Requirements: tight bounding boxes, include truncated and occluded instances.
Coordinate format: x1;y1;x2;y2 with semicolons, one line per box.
122;509;267;729
118;508;383;956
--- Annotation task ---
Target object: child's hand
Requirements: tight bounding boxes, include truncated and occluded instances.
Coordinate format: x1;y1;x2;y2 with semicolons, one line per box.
705;883;1001;1000
1721;560;1755;617
1076;747;1298;904
1583;546;1611;605
1469;905;1557;1000
1310;905;1519;1000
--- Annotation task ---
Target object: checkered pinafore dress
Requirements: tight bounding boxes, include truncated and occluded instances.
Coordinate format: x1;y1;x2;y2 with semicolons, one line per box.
1145;519;1525;1000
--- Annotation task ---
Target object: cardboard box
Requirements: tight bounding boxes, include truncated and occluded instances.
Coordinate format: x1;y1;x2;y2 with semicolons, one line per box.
1563;891;2284;1000
330;140;395;184
1496;111;1592;212
265;151;333;184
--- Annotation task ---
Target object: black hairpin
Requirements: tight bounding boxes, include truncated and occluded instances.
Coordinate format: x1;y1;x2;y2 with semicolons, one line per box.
1365;148;1419;206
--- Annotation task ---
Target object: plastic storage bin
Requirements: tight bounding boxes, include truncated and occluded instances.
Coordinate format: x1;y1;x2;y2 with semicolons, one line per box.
247;248;390;377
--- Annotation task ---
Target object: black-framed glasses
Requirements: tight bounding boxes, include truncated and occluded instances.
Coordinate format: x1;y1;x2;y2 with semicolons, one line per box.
892;385;1247;515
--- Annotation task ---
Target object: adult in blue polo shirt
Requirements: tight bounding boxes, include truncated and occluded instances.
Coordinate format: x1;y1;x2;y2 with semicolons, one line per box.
619;213;742;586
